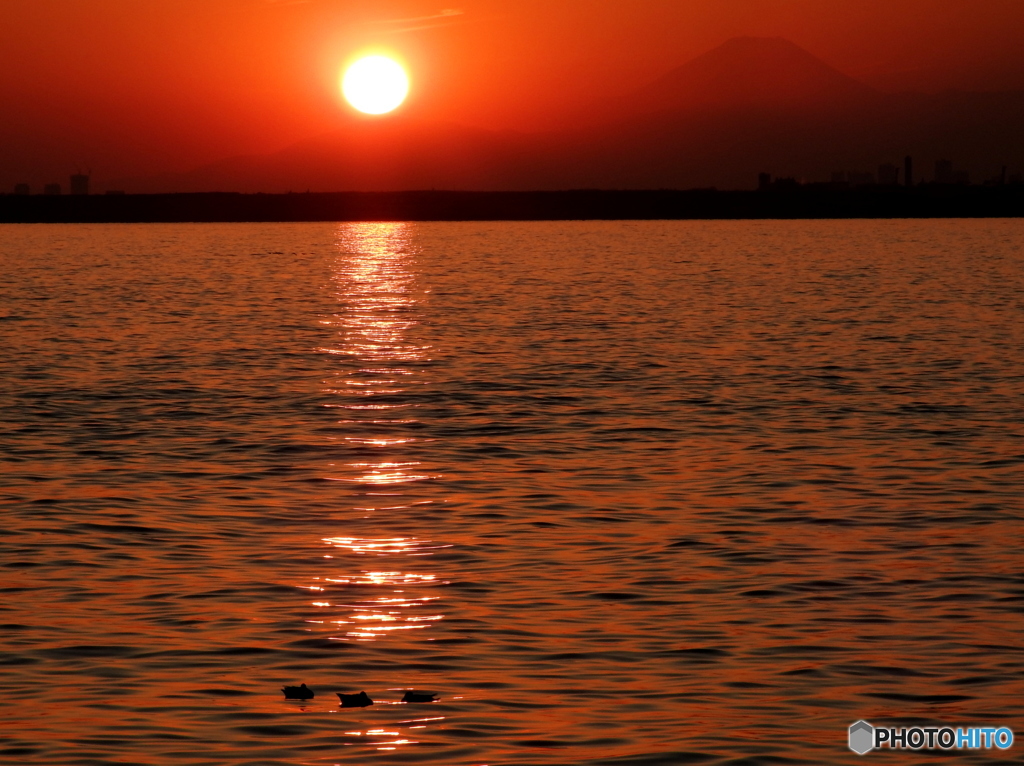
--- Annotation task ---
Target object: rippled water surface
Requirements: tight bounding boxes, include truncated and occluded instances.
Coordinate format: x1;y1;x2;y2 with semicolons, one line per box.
1;220;1023;765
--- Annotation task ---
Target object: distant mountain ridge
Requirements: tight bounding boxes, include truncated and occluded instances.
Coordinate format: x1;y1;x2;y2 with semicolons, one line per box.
591;37;879;123
123;38;1024;193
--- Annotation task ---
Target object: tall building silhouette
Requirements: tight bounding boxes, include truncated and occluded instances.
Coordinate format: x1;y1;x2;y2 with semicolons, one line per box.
13;183;30;196
70;173;90;196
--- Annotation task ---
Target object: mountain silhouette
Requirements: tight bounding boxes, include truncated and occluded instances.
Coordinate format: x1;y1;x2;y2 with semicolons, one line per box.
122;38;1024;193
638;37;878;110
568;37;879;127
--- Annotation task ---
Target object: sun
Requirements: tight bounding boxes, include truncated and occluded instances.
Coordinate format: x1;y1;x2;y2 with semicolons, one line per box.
342;56;409;115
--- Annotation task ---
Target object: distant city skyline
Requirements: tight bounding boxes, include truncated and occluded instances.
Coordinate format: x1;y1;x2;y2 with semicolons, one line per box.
11;155;1021;197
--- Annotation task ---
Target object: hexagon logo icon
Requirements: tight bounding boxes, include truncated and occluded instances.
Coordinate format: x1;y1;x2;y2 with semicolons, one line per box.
849;720;875;755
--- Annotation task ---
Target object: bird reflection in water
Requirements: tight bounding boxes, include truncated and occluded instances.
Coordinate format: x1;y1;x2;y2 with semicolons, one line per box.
310;224;448;652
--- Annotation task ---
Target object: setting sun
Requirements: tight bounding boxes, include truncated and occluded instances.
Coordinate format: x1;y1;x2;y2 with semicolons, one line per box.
342;56;409;115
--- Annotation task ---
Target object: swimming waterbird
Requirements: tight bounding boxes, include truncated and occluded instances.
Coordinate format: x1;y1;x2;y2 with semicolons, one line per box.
282;683;314;700
338;691;374;707
401;690;438;703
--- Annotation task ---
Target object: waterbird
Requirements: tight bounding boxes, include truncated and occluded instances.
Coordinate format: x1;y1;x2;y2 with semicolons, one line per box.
282;683;314;700
338;691;374;707
401;690;438;703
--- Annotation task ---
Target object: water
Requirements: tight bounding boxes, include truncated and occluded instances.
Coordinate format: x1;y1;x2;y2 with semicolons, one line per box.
1;220;1022;765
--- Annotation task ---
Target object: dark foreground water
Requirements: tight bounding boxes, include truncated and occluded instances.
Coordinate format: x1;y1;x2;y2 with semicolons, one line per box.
1;220;1022;765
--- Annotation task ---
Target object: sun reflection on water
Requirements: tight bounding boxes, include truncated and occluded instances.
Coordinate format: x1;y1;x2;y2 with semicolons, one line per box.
316;224;440;494
314;536;450;641
322;536;451;556
310;223;449;658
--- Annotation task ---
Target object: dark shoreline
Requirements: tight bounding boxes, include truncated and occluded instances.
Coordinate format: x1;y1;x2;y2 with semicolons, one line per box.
2;187;1022;223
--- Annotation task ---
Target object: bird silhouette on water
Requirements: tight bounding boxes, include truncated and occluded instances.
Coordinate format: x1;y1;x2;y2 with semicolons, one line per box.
402;690;438;703
338;691;374;708
282;683;314;700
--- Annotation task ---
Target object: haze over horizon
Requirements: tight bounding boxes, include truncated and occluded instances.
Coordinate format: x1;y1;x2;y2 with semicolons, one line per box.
3;0;1024;192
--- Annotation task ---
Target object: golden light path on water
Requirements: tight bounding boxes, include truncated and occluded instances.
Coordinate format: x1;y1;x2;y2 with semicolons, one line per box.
308;223;448;754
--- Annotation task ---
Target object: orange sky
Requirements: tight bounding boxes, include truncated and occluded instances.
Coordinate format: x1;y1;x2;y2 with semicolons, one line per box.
2;0;1023;187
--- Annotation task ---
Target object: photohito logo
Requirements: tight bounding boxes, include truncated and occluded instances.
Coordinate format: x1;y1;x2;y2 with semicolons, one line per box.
848;721;1014;754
